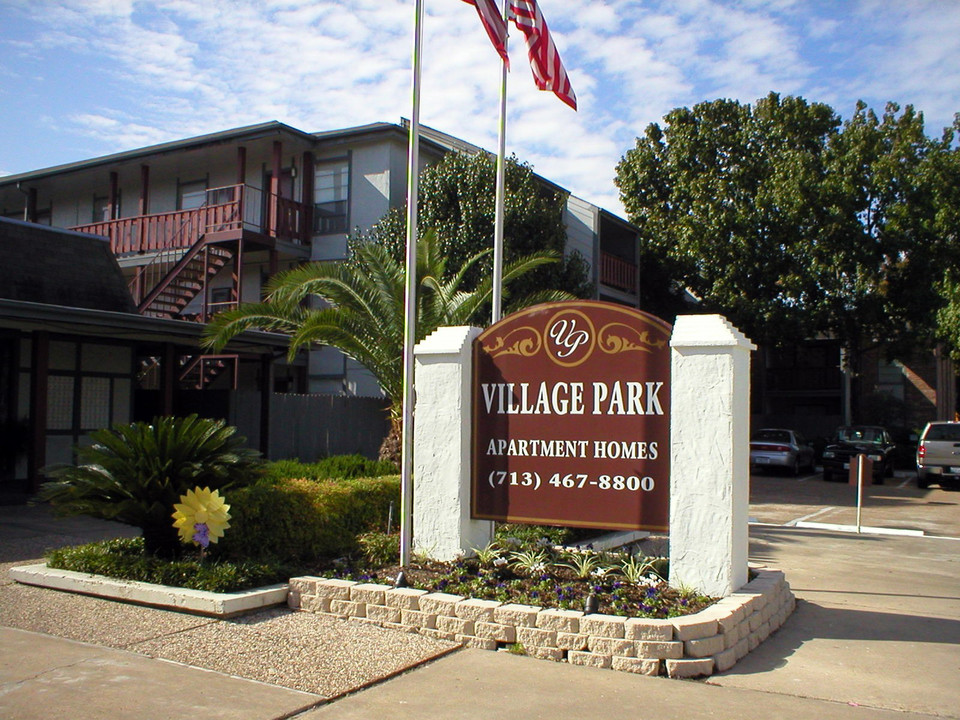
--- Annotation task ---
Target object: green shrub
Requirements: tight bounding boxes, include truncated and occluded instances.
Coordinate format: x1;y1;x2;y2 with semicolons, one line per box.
218;475;400;563
46;537;285;592
358;531;400;565
40;415;264;557
495;523;583;547
262;456;397;484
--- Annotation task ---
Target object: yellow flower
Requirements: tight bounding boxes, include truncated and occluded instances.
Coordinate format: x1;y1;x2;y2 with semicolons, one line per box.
172;487;231;547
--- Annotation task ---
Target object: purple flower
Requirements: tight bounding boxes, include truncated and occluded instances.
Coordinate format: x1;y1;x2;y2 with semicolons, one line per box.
192;522;210;549
645;586;658;598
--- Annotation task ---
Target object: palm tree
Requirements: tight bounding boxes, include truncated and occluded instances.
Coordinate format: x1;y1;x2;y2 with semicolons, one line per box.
202;231;573;457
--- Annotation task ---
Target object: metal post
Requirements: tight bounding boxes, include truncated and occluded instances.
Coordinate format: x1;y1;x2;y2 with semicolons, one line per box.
856;454;864;533
491;0;509;324
400;0;424;568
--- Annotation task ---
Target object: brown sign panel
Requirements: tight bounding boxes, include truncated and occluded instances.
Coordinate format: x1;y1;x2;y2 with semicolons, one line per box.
472;301;671;531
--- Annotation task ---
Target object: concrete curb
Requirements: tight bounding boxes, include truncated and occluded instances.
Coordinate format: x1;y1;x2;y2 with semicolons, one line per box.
8;563;288;617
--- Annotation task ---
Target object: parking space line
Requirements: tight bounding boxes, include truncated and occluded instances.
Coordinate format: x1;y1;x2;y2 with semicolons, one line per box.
897;477;912;489
785;506;836;526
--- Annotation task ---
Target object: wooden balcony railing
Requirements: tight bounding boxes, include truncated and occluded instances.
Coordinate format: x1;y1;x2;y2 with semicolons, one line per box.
72;184;309;255
600;251;638;294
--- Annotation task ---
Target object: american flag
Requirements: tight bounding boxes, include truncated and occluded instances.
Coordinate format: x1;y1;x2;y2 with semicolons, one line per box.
462;0;509;67
508;0;577;110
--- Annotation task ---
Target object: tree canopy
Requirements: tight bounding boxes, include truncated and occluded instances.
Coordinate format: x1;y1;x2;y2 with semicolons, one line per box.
358;150;594;310
616;92;960;364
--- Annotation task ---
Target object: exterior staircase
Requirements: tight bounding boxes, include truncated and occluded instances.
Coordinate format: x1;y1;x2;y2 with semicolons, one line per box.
132;236;233;319
179;354;238;390
128;231;239;390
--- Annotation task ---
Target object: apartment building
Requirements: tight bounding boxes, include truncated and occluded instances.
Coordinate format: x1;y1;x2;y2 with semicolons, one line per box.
0;120;641;397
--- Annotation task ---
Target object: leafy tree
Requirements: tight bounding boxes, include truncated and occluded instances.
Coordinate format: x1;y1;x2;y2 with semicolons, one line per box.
203;231;572;457
813;102;955;368
39;415;263;558
360;150;594;306
616;94;960;376
616;92;840;344
931;117;960;359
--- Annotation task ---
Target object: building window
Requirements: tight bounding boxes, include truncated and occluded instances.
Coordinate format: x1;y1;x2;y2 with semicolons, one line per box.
179;180;207;210
314;160;349;234
877;359;905;401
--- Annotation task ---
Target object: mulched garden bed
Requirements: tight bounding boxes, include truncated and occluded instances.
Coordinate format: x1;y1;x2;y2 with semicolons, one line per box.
318;544;714;619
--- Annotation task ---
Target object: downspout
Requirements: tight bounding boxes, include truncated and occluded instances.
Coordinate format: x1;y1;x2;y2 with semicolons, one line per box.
15;182;33;222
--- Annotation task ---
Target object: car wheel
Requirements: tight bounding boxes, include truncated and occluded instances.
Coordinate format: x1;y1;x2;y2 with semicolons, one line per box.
917;474;929;489
823;470;832;482
790;458;800;476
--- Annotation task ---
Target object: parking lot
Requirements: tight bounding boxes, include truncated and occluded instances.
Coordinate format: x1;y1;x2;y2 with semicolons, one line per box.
749;468;960;538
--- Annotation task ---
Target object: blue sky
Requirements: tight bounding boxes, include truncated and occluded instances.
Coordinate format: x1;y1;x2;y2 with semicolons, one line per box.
1;0;959;213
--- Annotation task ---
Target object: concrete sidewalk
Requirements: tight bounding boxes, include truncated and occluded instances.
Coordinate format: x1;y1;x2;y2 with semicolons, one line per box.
2;507;958;720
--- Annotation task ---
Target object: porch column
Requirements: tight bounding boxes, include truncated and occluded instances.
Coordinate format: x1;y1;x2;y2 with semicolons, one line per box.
138;165;150;252
301;151;315;242
233;236;244;306
25;188;37;223
108;172;119;220
236;146;247;185
27;331;48;493
269;141;282;237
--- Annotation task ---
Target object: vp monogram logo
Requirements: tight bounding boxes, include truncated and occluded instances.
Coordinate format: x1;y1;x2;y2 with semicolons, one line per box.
546;312;595;366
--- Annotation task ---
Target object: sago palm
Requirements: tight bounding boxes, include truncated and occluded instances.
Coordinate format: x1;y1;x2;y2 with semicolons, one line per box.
203;231;572;442
40;415;263;557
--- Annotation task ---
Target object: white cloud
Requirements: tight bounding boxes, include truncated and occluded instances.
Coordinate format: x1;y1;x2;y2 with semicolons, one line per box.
1;0;958;215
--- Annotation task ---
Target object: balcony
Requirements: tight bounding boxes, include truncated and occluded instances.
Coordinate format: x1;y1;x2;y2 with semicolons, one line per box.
71;184;311;256
600;251;637;294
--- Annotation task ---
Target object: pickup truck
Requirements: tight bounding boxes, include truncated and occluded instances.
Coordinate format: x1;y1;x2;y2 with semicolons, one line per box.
916;421;960;489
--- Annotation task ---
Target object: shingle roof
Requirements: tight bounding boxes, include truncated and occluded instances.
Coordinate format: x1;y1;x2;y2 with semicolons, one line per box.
0;218;136;313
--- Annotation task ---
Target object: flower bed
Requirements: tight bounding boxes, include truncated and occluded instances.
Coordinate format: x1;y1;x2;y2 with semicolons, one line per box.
288;567;794;678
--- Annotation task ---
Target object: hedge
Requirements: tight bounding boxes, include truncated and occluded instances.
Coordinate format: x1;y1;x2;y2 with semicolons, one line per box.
218;475;400;564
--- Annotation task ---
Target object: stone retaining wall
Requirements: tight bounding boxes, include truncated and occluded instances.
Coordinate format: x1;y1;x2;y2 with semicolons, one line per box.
288;568;795;678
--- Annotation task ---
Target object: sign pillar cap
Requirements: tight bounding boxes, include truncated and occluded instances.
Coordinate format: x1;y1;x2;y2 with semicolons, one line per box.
670;314;756;351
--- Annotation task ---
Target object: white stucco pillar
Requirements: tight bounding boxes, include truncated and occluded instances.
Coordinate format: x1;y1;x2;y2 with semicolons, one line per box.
413;325;493;561
669;315;755;597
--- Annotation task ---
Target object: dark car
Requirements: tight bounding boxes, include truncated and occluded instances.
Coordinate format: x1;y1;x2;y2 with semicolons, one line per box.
750;428;816;475
821;425;897;483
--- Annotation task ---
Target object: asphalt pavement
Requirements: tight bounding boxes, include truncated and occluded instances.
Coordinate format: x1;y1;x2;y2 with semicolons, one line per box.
2;475;958;720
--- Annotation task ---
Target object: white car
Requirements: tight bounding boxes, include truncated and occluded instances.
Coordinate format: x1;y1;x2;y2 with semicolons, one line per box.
916;421;960;489
750;428;816;476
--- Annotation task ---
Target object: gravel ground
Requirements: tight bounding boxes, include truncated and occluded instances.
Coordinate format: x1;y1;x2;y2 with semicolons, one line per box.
0;506;459;699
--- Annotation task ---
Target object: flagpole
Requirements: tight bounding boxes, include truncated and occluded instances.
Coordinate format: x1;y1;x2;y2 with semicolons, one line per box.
400;0;424;568
491;0;509;324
